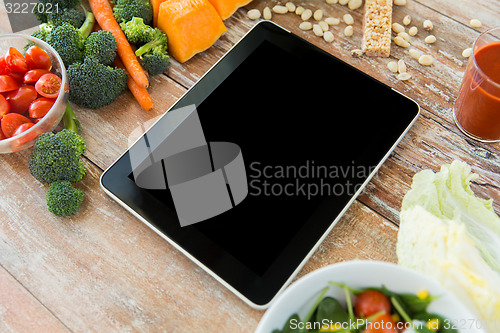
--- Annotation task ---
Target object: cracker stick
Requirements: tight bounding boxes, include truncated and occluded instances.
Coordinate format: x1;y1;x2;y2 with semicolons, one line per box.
362;0;393;57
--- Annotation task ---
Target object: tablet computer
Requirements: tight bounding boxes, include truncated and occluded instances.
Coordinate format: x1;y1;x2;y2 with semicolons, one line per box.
101;21;420;309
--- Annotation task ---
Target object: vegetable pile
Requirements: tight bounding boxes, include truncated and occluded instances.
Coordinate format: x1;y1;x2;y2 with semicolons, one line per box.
0;45;62;140
273;282;456;333
397;161;500;333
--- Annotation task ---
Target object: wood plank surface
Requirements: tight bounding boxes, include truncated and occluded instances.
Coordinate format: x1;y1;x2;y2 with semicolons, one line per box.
0;0;498;332
0;265;69;332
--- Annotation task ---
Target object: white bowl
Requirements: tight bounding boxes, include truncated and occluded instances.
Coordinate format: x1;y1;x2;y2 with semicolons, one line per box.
256;261;486;333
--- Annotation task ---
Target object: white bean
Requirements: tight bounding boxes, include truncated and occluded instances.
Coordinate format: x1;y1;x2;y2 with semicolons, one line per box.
301;9;313;21
418;54;434;66
247;9;261;20
263;7;272;20
398;59;407;73
313;24;324;36
348;0;363;10
326;0;338;3
319;21;329;32
343;13;354;25
470;19;482;28
387;61;399;73
325;17;340;25
462;47;473;58
295;6;305;15
402;15;412;26
314;9;324;21
397;72;412;81
424;35;437;44
392;23;405;34
286;2;296;12
299;22;313;30
272;5;288;14
394;0;407;5
339;0;349;5
323;31;334;42
344;25;354;37
398;32;410;42
409;48;422;60
394;36;410;47
408;26;418;36
423;20;433;31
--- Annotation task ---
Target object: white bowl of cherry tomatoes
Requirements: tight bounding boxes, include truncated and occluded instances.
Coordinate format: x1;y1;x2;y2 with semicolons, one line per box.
0;34;68;153
256;261;486;333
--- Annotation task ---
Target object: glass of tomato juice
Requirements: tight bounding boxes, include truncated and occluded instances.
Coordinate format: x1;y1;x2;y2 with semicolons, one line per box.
454;27;500;142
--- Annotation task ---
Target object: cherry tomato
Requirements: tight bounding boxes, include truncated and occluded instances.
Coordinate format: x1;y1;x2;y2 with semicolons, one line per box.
0;128;7;140
0;75;20;93
362;313;397;333
29;97;55;118
355;290;392;318
1;113;31;138
35;73;61;98
0;57;9;75
25;45;52;70
5;85;37;114
12;122;34;137
5;47;28;73
24;69;50;84
0;94;10;120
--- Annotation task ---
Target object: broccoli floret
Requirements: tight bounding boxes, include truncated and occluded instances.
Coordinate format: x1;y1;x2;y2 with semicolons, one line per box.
84;30;117;66
134;28;169;75
46;181;84;216
30;8;95;67
120;17;155;45
29;128;86;184
68;57;128;109
47;7;86;27
45;23;85;66
34;0;82;24
141;50;169;76
113;0;153;25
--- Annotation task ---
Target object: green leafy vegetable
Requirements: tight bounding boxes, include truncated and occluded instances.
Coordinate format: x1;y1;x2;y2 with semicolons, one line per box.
84;30;118;66
398;161;500;330
46;181;84;216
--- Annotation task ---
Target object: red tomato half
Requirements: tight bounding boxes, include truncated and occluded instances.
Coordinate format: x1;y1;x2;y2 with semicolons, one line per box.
362;313;397;333
35;73;61;98
5;85;37;114
24;69;50;84
29;97;55;118
5;47;28;73
355;290;392;318
0;94;10;120
25;45;52;70
12;122;34;137
0;75;20;93
0;57;9;75
1;113;31;138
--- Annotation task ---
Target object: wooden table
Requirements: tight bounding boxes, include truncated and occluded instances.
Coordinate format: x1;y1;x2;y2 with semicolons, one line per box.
0;0;499;331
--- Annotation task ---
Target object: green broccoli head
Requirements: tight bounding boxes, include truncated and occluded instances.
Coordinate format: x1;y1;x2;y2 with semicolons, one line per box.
140;50;169;76
47;7;86;28
120;17;155;45
45;23;85;67
34;0;82;23
29;129;86;184
113;0;153;25
68;57;128;109
84;30;117;66
46;181;84;216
